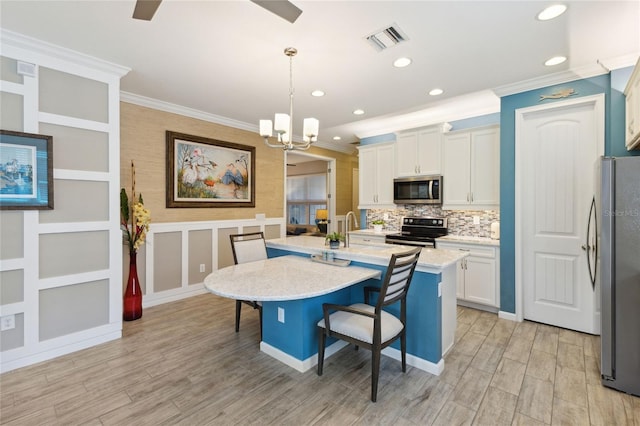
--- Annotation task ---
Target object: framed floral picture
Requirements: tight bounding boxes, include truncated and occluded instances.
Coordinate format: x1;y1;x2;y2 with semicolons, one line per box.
0;130;53;210
166;131;255;208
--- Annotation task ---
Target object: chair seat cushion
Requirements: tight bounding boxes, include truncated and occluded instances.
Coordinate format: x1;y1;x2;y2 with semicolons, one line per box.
317;303;403;344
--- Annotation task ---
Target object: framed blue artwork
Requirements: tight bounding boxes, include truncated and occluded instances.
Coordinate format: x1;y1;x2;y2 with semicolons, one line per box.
0;130;53;210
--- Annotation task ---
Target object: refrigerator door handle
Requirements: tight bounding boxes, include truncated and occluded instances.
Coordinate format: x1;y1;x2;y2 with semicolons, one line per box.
585;196;598;290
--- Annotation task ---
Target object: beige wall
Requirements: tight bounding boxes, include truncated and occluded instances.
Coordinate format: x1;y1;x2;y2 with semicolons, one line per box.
120;102;285;222
120;102;359;221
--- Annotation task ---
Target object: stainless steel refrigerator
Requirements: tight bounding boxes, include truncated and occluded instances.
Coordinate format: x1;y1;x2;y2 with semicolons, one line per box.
599;156;640;397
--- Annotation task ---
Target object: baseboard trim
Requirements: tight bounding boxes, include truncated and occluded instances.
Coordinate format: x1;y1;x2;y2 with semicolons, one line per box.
498;310;518;322
260;340;348;373
381;347;445;376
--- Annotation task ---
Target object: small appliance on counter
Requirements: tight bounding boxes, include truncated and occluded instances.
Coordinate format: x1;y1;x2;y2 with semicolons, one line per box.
490;222;500;239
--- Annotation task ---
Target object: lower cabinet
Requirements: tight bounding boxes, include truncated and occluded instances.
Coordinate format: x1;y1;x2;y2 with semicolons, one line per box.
348;232;387;246
436;241;499;310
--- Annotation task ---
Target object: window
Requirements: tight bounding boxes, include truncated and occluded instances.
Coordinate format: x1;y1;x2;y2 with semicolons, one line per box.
287;174;326;225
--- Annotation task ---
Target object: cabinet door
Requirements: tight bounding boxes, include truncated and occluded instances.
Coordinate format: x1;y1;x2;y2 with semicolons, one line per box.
464;256;496;306
358;147;378;206
417;127;442;175
396;132;419;177
470;127;500;205
442;132;471;205
376;143;396;205
626;75;640;149
456;260;465;299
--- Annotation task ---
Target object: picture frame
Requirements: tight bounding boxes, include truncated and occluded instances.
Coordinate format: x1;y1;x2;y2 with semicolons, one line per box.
166;131;255;208
0;130;54;210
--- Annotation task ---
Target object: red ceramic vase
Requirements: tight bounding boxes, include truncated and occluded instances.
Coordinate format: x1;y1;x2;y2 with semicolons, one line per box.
123;251;143;321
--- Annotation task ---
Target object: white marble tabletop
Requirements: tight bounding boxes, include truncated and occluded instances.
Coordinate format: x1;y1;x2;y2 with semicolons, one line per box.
204;255;382;301
266;236;467;273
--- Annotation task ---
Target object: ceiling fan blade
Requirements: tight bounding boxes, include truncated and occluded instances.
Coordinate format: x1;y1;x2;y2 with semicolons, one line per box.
133;0;162;21
250;0;302;24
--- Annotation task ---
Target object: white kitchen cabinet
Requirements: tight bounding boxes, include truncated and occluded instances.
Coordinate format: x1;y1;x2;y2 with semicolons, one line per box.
437;240;499;310
442;125;499;210
358;143;395;209
625;58;640;150
396;125;444;177
348;231;387;246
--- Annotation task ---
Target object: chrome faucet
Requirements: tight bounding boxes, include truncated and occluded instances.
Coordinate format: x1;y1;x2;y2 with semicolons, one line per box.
345;211;359;247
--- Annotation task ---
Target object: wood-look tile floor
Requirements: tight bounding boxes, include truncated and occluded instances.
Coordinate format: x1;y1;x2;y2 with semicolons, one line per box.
1;294;638;425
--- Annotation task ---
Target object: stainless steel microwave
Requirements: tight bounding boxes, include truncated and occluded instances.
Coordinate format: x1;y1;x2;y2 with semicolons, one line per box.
393;175;442;204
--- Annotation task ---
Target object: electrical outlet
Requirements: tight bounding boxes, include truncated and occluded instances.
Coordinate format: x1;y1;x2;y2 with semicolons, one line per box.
473;215;480;225
277;307;285;323
383;213;389;220
1;314;16;331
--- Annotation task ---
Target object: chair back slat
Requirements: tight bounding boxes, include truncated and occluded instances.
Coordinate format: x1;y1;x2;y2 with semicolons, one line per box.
230;232;267;265
378;247;421;308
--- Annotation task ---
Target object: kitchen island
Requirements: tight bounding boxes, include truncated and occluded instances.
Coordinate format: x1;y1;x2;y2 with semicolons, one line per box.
205;236;466;374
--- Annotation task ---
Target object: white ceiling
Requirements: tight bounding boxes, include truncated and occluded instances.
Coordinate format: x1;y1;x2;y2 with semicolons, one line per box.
1;1;639;151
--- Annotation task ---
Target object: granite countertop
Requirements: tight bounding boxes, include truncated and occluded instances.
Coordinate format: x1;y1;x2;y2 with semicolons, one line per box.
204;255;382;301
266;235;467;273
437;235;500;247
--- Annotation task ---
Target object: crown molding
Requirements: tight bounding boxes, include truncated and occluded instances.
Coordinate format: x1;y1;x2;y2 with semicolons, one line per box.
0;28;130;78
348;90;500;139
120;91;356;154
493;53;640;98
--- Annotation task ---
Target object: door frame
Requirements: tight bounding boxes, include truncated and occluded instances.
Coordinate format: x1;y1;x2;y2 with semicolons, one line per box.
284;151;337;234
514;93;605;323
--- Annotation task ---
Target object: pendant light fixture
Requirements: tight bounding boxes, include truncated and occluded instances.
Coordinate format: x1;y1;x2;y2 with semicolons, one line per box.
259;47;319;151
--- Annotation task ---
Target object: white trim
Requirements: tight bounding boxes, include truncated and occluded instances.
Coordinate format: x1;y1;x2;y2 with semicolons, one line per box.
498;311;518;322
0;29;130;81
284;152;337;234
259;340;444;375
0;258;24;272
0;80;24;95
0;330;121;374
120;91;355;154
39;221;110;234
260;340;349;373
514;94;605;325
0;302;24;316
142;284;208;308
39;270;111;290
493;56;638;98
53;169;111;181
39;112;110;133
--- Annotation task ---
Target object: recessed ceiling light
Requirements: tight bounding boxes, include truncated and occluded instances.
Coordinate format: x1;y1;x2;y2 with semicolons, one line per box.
545;56;567;66
311;90;325;97
333;136;342;141
393;57;412;68
537;4;567;21
429;88;444;96
353;109;365;115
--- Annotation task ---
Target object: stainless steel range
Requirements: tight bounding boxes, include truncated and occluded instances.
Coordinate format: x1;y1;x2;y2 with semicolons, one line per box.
385;217;448;248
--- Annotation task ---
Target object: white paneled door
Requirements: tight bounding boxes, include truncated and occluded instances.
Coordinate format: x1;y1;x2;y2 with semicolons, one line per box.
516;95;604;334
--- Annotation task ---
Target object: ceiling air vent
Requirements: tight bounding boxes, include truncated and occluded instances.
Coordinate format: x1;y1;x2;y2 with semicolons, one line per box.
366;24;408;52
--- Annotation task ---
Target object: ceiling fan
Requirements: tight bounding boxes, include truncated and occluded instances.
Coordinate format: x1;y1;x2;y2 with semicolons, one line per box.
132;0;302;23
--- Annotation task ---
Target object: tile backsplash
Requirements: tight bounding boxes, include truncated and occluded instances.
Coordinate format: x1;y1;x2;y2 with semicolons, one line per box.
365;206;499;238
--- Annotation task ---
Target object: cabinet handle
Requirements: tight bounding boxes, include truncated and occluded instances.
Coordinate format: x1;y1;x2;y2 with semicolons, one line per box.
471;193;474;202
467;193;470;202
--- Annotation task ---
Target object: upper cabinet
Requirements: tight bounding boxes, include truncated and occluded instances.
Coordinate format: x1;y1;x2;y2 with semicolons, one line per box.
358;142;396;209
442;125;500;210
395;123;450;177
625;58;640;150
